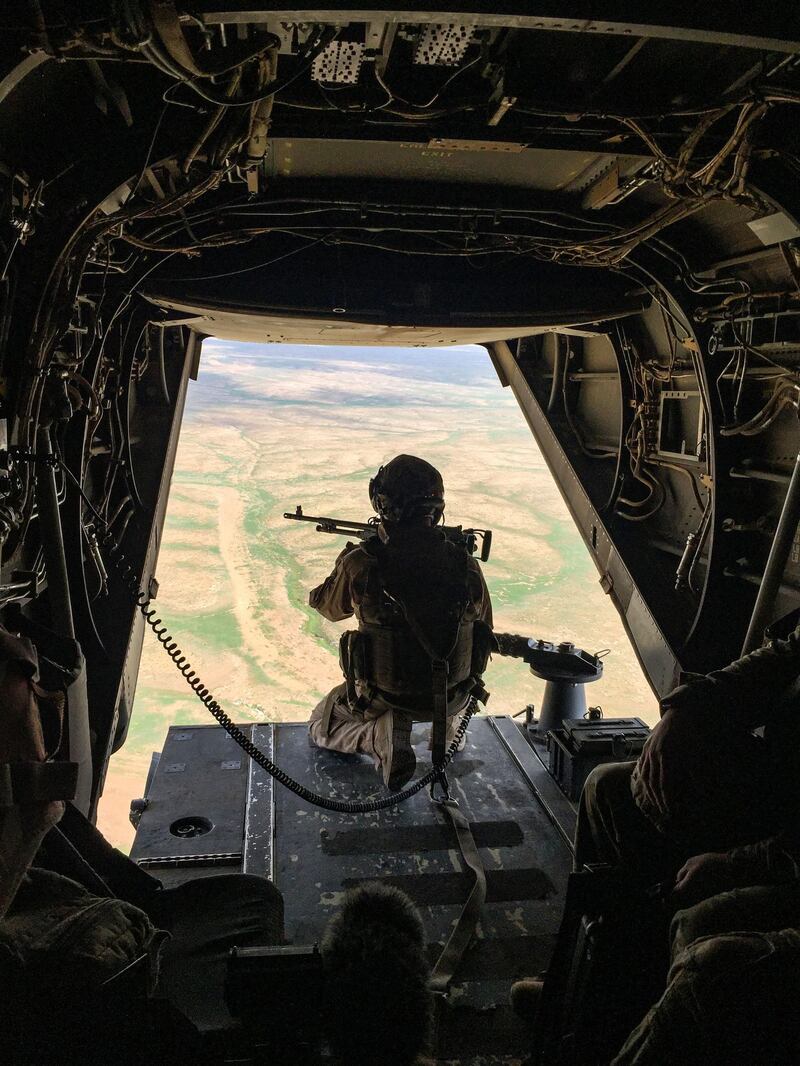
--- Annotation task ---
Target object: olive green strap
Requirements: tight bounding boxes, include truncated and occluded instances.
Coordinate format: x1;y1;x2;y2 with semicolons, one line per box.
430;659;449;768
429;798;487;994
0;761;78;808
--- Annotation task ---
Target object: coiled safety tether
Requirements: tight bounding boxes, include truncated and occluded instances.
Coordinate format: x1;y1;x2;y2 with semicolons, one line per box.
100;530;474;814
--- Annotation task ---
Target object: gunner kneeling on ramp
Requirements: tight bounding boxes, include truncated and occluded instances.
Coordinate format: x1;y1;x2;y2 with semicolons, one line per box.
307;455;493;790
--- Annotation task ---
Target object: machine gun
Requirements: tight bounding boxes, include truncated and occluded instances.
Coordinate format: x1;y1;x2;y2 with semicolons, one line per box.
283;506;493;561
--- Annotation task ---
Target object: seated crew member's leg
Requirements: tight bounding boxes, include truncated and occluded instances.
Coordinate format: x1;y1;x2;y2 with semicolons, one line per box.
573;761;683;879
576;740;790;880
308;684;415;790
150;874;285;1033
31;805;286;1041
612;883;800;1064
671;881;800;957
611;927;800;1065
513;762;687;1023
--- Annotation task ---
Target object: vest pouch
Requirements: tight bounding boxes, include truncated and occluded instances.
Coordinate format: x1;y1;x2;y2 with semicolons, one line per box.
339;631;358;707
338;631;353;681
470;619;494;679
446;621;474;687
340;630;374;709
358;622;477;703
360;625;433;695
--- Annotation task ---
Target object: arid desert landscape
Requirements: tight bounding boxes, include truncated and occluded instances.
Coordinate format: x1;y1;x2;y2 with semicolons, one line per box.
97;341;657;849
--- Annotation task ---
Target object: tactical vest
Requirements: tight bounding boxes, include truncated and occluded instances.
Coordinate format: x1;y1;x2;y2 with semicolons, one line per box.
338;529;491;715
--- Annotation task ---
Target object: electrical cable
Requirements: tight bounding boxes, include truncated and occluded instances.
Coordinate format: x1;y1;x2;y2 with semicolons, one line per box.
686;499;713;594
156;326;170;405
611;260;694;337
732;348;747;422
179;197;622;228
613;341;671;524
728;321;800;375
165;232;327;281
7;67;282;548
373;44;485;110
131;100;170;200
181;73;239;174
719;382;800;436
141;24;336;108
558;337;618;459
647;458;705;513
125;208;629;262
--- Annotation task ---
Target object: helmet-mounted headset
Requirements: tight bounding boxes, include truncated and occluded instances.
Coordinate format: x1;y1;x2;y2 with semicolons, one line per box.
369;455;445;525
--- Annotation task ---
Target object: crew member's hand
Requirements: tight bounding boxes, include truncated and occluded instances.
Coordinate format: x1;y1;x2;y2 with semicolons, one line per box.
633;707;700;826
672;852;740;904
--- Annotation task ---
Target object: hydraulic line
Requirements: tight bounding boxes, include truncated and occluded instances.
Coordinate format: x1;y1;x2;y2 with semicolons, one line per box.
156;327;170;405
34;430;93;814
126;1;335;110
547;336;565;413
742;449;800;655
35;430;76;640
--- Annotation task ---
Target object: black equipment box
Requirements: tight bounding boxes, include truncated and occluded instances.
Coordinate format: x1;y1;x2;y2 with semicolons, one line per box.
546;718;650;801
226;945;325;1057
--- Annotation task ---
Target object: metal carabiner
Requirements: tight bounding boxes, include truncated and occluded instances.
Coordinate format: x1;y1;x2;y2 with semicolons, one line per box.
430;768;452;805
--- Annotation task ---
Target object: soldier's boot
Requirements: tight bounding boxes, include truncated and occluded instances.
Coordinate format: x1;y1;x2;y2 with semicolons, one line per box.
510;977;545;1025
448;710;469;753
428;710;468;754
375;711;416;792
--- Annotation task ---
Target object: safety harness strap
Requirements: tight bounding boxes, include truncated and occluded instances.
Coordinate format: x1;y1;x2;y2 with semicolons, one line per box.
0;761;78;809
430;659;449;768
429;798;487;994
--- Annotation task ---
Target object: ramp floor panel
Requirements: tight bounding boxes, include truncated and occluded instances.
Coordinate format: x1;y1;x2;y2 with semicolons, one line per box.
272;715;572;1062
132;716;575;1062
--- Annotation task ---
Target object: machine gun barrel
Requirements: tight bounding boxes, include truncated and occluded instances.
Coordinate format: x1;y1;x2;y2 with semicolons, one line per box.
283;506;372;537
283;506;492;560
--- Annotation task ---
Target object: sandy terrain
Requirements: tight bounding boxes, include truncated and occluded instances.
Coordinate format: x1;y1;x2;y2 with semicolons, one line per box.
96;342;657;849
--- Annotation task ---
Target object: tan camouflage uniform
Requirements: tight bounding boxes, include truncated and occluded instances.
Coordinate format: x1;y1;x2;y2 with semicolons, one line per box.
308;537;492;779
613;842;800;1064
575;621;800;877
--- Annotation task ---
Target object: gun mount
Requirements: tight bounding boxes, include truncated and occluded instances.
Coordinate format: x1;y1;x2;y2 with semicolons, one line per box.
494;632;603;734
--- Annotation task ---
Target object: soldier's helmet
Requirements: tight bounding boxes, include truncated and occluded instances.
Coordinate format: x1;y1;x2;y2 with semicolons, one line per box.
369;454;445;525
